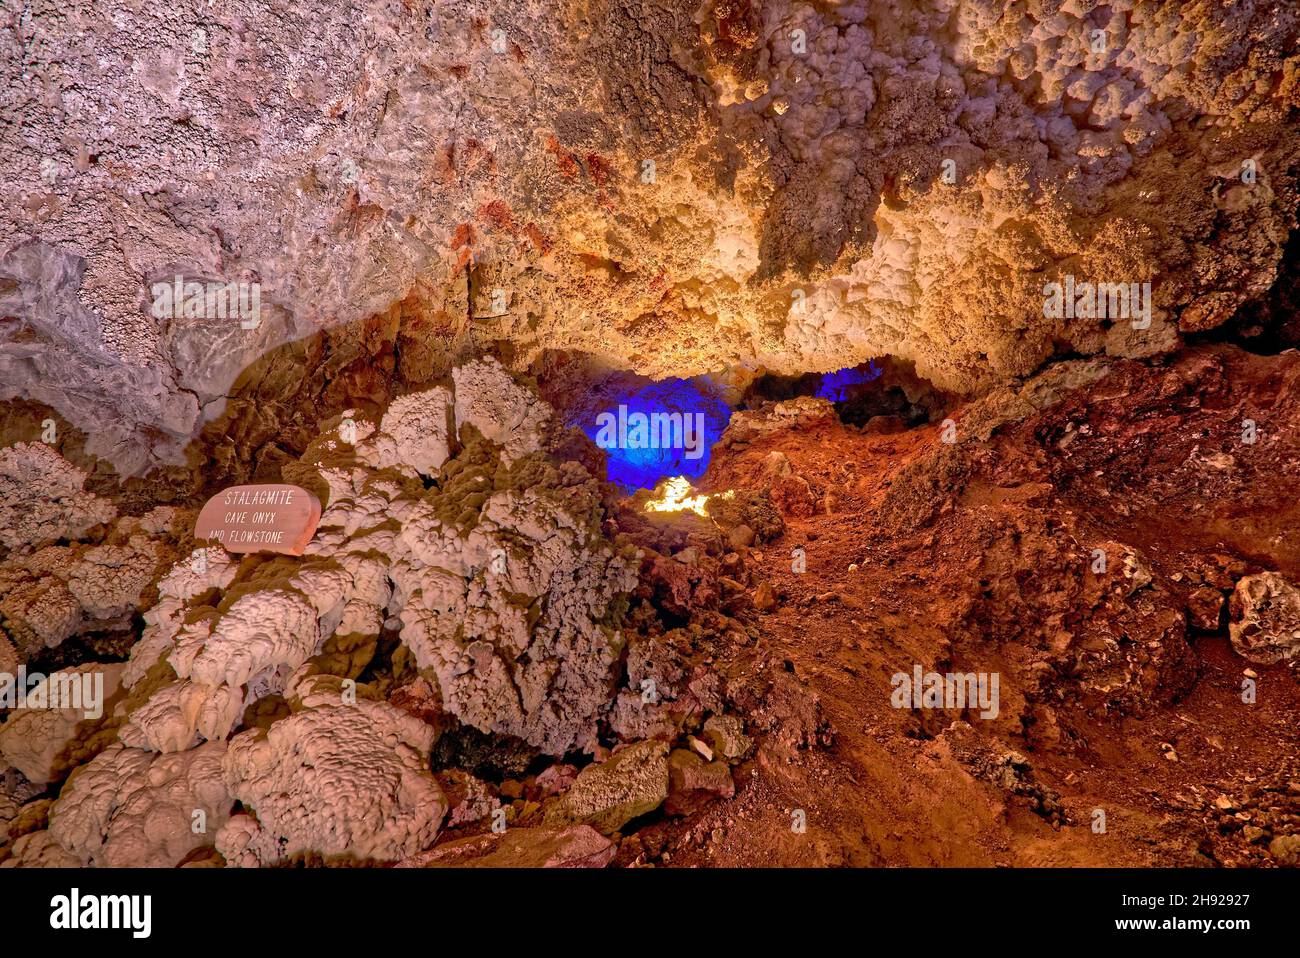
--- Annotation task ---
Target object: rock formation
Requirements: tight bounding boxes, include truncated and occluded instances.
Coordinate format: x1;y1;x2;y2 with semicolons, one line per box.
1;0;1299;879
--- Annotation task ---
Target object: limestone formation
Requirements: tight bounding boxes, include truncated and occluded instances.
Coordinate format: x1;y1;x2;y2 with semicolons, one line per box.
47;742;232;868
0;444;115;551
545;740;671;834
217;703;444;867
1;0;1299;882
1229;572;1300;664
0;664;126;784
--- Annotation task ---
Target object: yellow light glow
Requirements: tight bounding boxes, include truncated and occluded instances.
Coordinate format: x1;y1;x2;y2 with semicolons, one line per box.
644;476;734;517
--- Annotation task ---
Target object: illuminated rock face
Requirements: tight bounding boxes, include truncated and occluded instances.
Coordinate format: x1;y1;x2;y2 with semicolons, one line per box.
584;379;732;489
0;0;1299;872
2;1;1297;473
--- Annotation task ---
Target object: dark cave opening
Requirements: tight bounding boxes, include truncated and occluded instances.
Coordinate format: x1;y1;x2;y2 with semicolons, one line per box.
743;358;945;432
1186;218;1300;355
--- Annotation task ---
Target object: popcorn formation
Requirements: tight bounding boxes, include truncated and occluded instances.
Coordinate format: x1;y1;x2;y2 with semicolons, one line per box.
2;1;1296;476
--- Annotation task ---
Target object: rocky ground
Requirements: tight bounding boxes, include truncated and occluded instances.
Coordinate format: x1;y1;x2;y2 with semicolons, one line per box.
661;343;1300;867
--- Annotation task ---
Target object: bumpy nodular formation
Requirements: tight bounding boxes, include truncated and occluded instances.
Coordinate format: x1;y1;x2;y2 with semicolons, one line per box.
1;359;653;866
3;1;1297;477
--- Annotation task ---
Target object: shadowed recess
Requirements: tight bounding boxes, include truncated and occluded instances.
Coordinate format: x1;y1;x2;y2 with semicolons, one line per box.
817;362;883;402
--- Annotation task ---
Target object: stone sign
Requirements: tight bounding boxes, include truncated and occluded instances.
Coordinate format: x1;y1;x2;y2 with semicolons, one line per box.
193;484;320;556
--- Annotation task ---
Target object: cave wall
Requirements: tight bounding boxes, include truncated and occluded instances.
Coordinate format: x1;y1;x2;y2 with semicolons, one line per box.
2;0;1298;475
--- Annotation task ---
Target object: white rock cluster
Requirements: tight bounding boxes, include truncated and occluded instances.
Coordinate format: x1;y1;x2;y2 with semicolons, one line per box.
217;703;444;867
47;742;232;868
11;359;638;866
0;444;175;657
0;443;115;551
0;664;125;785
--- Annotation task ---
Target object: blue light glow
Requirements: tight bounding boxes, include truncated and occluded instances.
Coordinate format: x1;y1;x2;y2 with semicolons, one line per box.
584;379;732;490
816;362;882;402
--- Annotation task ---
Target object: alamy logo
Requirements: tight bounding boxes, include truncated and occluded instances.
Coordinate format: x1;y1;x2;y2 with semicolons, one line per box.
594;405;707;460
891;665;1000;720
0;667;103;720
1042;274;1151;329
150;275;262;329
50;888;151;938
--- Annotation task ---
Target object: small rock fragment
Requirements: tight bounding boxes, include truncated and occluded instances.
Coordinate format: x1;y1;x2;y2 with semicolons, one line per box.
545;740;669;835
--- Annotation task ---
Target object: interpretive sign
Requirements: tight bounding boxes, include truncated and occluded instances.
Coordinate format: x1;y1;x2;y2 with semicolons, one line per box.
193;484;320;556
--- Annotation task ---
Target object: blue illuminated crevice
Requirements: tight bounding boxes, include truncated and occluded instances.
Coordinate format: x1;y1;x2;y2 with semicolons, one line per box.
816;362;882;402
583;378;731;490
582;364;883;491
